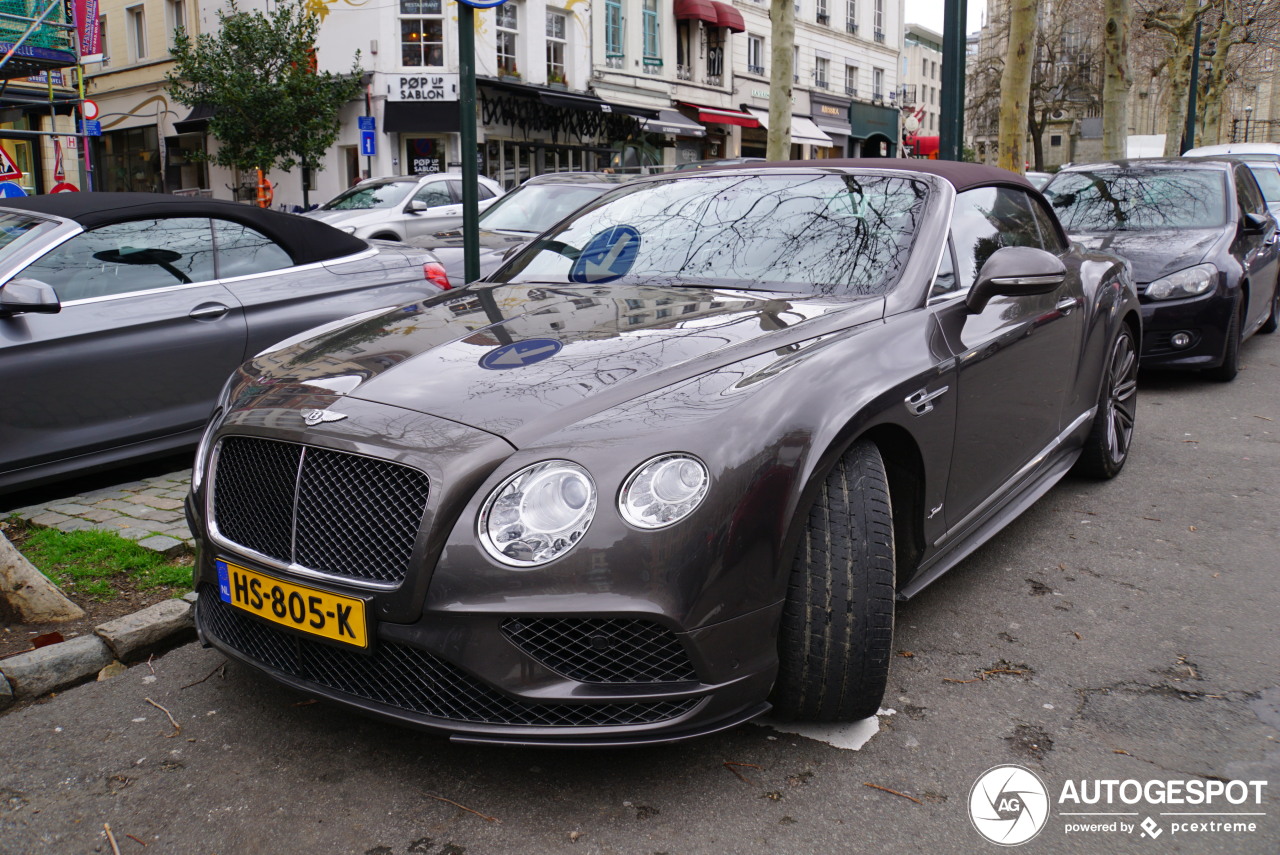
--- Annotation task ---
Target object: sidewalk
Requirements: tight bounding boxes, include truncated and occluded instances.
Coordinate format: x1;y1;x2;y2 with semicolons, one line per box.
4;469;194;557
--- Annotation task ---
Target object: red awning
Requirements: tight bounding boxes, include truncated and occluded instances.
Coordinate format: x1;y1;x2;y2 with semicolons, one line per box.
906;134;940;157
711;1;746;32
679;102;759;127
674;0;719;26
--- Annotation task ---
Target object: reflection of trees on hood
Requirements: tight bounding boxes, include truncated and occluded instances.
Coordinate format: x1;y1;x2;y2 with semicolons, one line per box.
1045;170;1227;231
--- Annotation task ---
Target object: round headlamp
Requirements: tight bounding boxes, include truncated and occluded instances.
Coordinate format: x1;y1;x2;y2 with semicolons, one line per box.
478;461;596;567
618;454;710;529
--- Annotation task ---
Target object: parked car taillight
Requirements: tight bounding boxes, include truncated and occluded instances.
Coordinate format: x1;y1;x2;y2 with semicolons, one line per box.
424;261;451;290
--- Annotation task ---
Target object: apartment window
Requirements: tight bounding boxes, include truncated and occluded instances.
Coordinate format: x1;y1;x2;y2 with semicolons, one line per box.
166;0;185;50
873;0;883;41
845;63;857;95
931;60;937;78
872;67;883;100
747;34;765;75
793;45;800;83
127;5;146;61
921;57;927;77
496;2;518;75
642;0;660;67
1050;134;1063;147
98;14;109;65
605;0;623;68
816;0;829;24
546;10;566;84
845;0;857;33
706;26;724;82
400;0;444;67
814;56;829;88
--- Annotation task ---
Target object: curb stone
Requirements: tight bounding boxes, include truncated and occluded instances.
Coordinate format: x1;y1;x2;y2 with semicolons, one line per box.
0;593;198;709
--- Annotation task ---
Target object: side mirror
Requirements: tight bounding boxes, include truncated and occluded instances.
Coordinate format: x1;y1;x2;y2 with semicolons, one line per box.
0;278;61;317
966;246;1066;314
406;199;428;214
1242;212;1270;234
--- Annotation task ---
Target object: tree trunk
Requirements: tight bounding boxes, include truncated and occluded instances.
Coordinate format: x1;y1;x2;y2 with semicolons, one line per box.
1161;0;1200;157
767;0;795;161
1028;109;1045;172
997;0;1039;175
1199;21;1237;146
1101;0;1131;160
0;532;84;623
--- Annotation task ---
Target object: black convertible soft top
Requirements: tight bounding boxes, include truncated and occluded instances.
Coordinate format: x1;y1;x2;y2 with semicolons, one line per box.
0;192;368;265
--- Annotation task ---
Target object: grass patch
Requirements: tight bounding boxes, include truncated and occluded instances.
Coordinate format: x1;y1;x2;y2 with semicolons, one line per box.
15;527;191;602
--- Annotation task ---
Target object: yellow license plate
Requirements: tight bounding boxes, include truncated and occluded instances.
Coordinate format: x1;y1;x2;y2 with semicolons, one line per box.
216;560;368;649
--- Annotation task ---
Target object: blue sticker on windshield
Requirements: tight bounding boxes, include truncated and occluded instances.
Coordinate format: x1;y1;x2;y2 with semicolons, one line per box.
569;225;641;284
480;338;563;370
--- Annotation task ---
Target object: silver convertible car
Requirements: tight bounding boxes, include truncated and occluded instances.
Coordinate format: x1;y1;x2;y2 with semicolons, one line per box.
188;161;1141;746
0;193;449;494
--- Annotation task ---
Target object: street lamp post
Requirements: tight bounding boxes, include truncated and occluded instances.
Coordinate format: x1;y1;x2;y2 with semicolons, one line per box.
1244;106;1253;143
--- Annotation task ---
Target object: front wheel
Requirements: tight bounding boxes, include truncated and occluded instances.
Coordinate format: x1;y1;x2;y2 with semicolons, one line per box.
1075;324;1138;480
772;441;895;722
1204;297;1242;382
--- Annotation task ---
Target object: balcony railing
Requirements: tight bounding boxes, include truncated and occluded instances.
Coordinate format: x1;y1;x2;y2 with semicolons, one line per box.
816;12;829;23
706;73;722;86
814;75;829;89
642;61;663;75
605;55;624;69
845;85;857;96
676;63;692;80
873;29;885;43
747;63;764;75
846;21;858;34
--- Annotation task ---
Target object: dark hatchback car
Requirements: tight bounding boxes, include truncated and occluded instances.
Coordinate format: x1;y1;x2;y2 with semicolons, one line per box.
188;160;1139;746
406;172;634;285
0;193;447;494
1043;159;1279;381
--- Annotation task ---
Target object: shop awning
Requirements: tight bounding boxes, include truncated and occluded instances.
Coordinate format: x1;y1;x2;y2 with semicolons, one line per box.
674;0;719;25
540;89;608;111
680;102;759;128
384;101;461;133
712;1;746;32
603;101;660;119
174;104;215;134
745;109;834;146
643;108;707;137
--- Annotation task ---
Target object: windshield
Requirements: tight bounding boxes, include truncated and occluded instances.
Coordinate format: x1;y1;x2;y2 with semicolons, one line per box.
1246;164;1280;203
0;212;57;264
493;172;929;297
321;179;418;211
478;184;612;233
1044;168;1228;231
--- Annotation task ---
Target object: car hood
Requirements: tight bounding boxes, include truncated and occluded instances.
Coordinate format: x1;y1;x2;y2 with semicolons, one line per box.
408;229;533;284
246;281;881;445
1070;228;1226;283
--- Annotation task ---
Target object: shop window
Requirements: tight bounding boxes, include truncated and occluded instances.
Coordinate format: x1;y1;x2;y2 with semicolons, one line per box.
400;0;444;68
546;10;566;85
94;126;161;193
166;0;185;50
747;35;764;76
164;133;209;191
127;5;146;61
604;0;623;69
496;2;519;76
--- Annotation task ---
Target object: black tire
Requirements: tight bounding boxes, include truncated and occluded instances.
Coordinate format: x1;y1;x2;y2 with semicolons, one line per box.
1075;324;1138;480
1205;296;1242;382
772;441;895;722
1260;281;1278;335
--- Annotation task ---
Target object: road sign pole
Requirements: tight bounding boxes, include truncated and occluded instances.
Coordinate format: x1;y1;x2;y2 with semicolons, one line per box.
939;0;967;161
458;3;480;285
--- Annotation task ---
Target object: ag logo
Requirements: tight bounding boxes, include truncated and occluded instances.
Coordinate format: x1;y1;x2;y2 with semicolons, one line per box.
969;764;1050;846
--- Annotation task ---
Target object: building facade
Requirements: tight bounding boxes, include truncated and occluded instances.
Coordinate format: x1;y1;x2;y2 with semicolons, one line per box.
900;22;941;148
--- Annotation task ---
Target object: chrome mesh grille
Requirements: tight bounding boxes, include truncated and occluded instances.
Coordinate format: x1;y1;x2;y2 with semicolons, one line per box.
212;437;429;584
502;617;698;683
198;587;698;728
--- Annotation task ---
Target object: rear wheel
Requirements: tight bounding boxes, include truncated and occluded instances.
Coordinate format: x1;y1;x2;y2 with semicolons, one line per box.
1075;324;1138;480
772;441;895;722
1205;296;1242;382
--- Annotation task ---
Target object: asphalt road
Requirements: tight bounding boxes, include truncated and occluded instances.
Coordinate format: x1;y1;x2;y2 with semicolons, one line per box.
2;334;1278;855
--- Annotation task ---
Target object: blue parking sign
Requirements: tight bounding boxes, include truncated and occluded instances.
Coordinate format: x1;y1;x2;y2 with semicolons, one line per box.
360;130;377;157
357;116;376;132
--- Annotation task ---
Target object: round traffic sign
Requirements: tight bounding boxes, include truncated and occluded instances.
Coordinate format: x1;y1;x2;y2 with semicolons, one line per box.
81;99;99;121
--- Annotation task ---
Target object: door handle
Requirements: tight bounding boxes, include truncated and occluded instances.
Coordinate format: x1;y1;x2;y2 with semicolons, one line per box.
905;385;949;416
1055;296;1080;314
189;302;230;320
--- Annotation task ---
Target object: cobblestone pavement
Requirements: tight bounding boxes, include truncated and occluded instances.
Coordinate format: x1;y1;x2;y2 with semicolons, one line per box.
4;470;193;557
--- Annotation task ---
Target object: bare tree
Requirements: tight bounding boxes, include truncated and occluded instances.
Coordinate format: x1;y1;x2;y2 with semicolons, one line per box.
1102;0;1132;158
767;0;796;160
998;0;1042;173
1141;0;1207;155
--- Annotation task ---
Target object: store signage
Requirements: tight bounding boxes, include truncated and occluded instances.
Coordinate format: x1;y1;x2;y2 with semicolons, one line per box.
391;74;459;102
819;105;843;117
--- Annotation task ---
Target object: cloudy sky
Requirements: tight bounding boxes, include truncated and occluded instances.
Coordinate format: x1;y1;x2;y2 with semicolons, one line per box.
903;0;988;35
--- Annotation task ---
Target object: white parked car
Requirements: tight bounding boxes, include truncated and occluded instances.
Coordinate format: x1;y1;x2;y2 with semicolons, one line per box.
1184;142;1280;218
304;173;504;241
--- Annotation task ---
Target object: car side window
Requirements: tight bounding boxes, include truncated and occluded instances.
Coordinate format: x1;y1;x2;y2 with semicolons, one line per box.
413;183;452;208
1235;166;1267;218
476;182;495;201
20;217;216;302
950;187;1044;288
212;220;293;279
1028;194;1068;253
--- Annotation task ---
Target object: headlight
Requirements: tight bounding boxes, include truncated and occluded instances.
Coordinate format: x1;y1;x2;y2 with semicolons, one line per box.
478;461;596;567
1145;263;1217;301
618;454;710;529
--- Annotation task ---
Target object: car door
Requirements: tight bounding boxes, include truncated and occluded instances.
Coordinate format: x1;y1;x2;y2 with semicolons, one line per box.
931;186;1086;531
0;217;247;475
1232;164;1280;332
403;180;461;240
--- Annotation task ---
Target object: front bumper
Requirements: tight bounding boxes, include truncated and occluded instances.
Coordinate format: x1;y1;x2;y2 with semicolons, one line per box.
1137;288;1235;370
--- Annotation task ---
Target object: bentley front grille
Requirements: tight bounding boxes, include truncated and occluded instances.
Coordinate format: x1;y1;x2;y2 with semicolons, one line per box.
212;436;429;584
501;617;698;684
197;587;699;728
